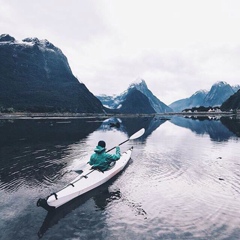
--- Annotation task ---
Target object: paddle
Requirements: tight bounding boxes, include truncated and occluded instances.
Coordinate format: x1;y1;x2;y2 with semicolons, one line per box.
106;128;145;152
64;128;145;176
68;128;145;185
60;163;87;177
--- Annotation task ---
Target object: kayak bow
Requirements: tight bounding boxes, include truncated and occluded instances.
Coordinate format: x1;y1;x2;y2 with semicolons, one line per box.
37;147;133;211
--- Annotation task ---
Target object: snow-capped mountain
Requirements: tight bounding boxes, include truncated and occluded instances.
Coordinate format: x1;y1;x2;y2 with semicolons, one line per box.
97;79;173;113
97;94;124;109
232;85;240;93
169;90;208;112
0;34;104;113
130;79;173;112
202;81;235;107
169;81;240;112
118;88;156;114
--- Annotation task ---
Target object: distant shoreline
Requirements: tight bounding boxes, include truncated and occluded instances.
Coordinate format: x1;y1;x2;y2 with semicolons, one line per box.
0;112;237;120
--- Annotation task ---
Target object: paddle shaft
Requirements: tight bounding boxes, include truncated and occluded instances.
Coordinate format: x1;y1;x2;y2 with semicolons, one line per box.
65;128;145;174
106;128;145;153
106;139;129;152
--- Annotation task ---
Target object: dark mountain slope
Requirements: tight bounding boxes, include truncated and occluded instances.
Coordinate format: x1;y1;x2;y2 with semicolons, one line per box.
221;90;240;111
119;89;156;114
130;79;172;112
0;34;104;113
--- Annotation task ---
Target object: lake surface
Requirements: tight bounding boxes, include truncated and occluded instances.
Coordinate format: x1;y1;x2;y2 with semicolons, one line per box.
0;116;240;240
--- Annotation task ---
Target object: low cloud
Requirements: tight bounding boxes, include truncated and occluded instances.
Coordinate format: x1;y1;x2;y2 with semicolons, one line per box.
1;0;240;105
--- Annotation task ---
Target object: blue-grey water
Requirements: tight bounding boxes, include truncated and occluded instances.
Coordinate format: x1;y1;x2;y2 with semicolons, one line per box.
0;116;240;240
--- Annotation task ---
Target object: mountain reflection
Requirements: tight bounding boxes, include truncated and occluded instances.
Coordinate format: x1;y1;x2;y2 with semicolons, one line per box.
0;116;167;192
100;117;168;140
2;116;238;192
121;117;167;139
170;116;237;141
220;117;240;137
0;118;102;146
0;119;102;191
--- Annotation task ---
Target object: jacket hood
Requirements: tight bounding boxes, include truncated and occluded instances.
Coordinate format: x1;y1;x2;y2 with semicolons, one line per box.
94;145;105;153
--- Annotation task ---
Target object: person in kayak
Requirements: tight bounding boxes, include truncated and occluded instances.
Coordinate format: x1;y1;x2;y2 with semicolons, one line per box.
89;140;121;172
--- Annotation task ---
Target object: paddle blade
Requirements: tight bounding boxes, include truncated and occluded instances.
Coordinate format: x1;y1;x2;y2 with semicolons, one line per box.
74;170;83;174
129;128;145;140
72;162;89;174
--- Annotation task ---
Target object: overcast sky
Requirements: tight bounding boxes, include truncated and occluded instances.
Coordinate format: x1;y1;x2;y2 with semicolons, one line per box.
1;0;240;104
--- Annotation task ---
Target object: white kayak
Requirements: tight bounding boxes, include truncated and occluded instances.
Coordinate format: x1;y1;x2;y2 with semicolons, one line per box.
37;147;133;211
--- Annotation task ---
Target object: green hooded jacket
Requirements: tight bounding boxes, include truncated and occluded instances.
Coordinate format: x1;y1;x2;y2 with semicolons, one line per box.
89;146;121;171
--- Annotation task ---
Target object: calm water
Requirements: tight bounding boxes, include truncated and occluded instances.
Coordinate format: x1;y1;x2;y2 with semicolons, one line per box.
0;116;240;240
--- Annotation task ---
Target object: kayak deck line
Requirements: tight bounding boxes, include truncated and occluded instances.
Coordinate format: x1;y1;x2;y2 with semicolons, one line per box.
37;147;133;211
67;170;93;187
68;161;117;187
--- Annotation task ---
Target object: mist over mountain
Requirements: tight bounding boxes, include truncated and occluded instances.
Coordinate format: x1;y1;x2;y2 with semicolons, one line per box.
170;116;236;141
0;34;104;113
97;79;172;113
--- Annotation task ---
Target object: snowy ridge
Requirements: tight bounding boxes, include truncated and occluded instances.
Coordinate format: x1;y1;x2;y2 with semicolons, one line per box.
0;34;61;54
192;89;208;96
169;81;239;112
97;79;173;113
